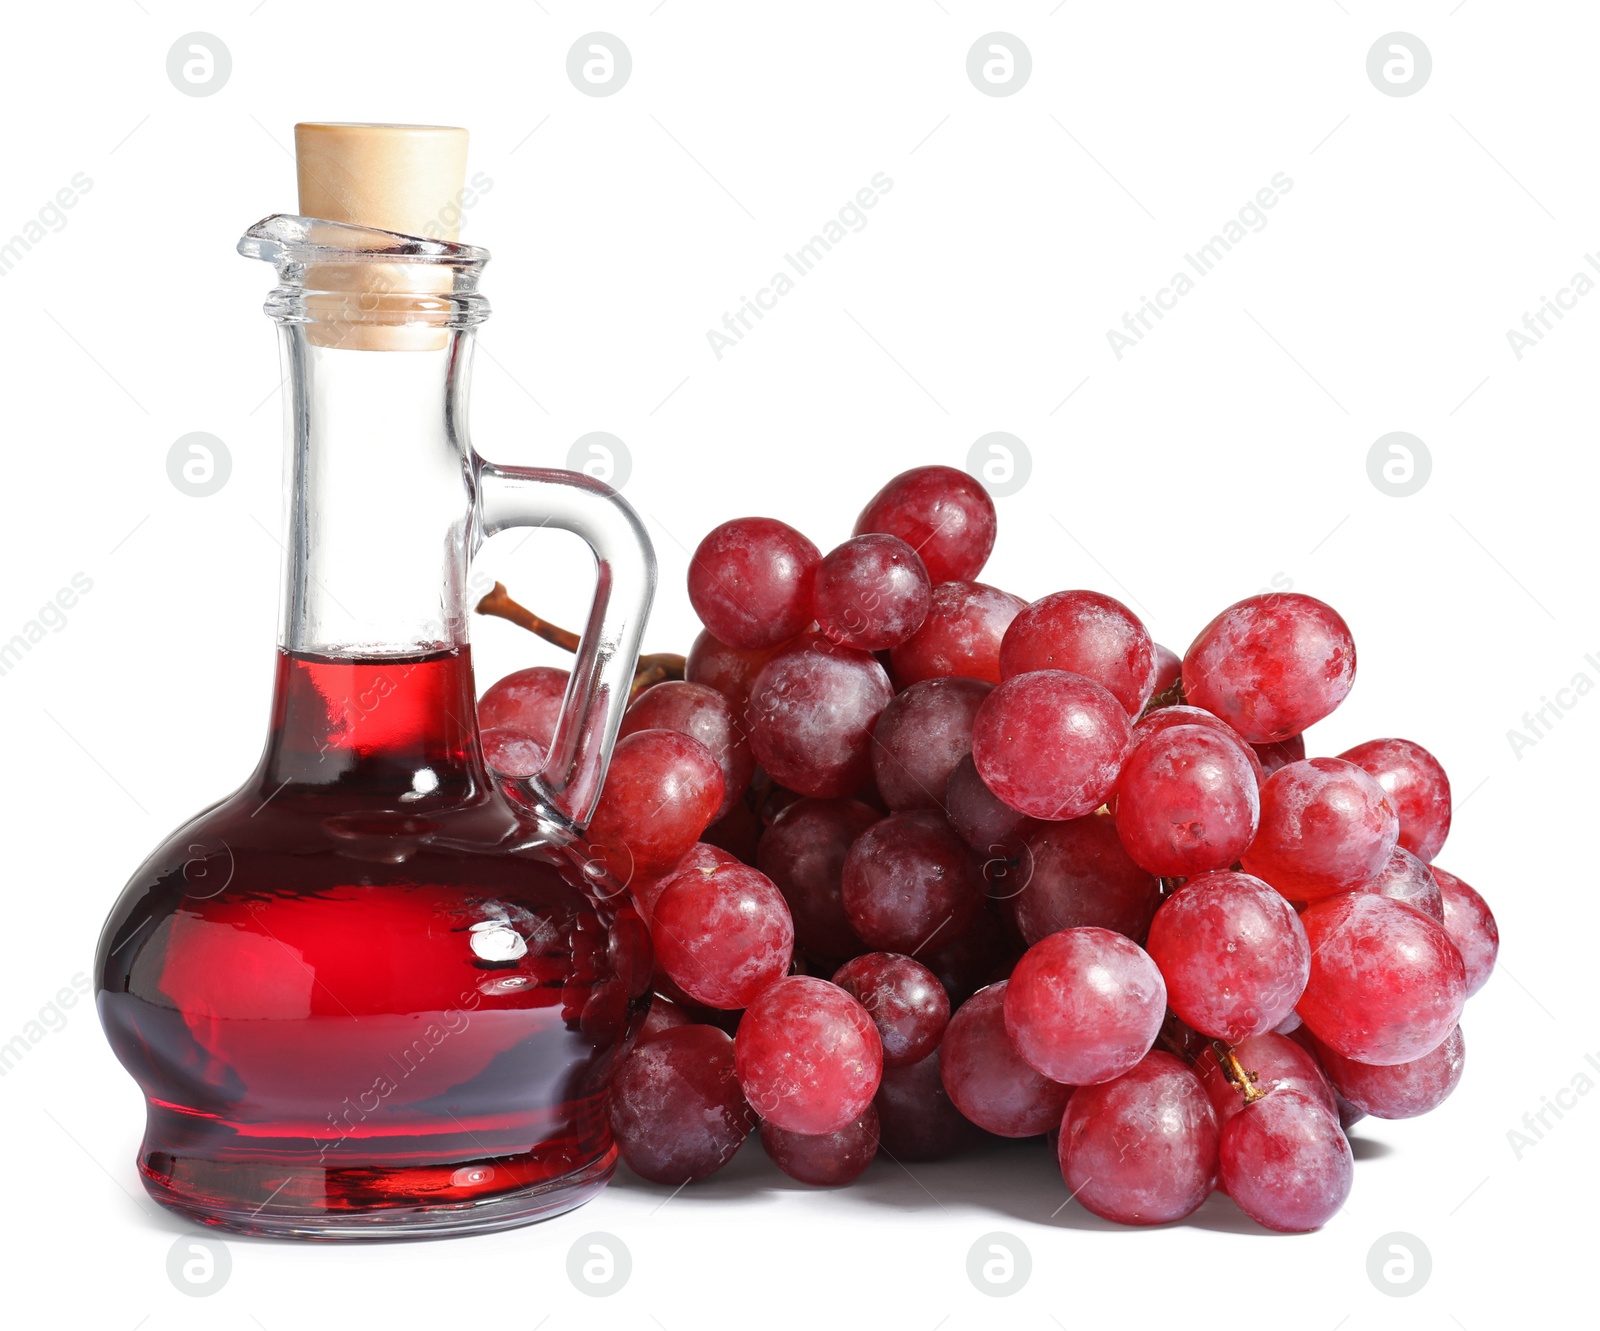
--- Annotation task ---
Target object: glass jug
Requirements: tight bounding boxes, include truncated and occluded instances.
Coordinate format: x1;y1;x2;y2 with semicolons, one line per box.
94;213;657;1238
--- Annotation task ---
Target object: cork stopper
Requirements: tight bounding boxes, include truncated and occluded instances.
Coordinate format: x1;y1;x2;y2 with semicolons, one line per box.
295;123;469;241
294;123;470;351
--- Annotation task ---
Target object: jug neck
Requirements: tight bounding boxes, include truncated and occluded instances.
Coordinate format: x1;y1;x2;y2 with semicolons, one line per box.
274;323;477;658
256;325;486;793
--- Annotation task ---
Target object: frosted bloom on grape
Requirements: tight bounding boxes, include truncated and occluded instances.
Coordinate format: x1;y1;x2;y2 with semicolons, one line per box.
1313;1025;1465;1120
609;1025;754;1184
999;589;1157;716
687;516;820;650
1058;1051;1219;1225
1432;866;1499;996
1297;893;1466;1066
478;665;570;749
1145;871;1310;1042
622;680;754;821
1219;1089;1352;1232
1002;927;1166;1086
853;465;996;584
1009;813;1161;946
970;670;1132;821
832;952;949;1069
756;797;876;960
1131;705;1264;785
870;676;991;812
840;810;987;953
748;634;894;798
812;533;932;651
735;976;883;1135
940;982;1070;1137
1241;758;1399;901
1361;845;1444;921
1339;736;1452;862
1113;724;1260;877
1182;593;1356;743
586;730;726;880
651;863;794;1010
889;580;1025;685
760;1106;880;1186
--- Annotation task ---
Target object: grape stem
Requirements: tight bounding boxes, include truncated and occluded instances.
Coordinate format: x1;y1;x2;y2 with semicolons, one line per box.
1212;1039;1266;1104
1141;676;1187;717
474;581;685;699
475;582;582;652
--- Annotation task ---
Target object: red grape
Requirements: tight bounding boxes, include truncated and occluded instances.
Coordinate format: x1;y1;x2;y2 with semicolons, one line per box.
586;729;725;881
1003;927;1166;1086
1113;725;1260;877
1219;1088;1352;1232
1314;1025;1465;1120
940;982;1071;1136
622;680;754;821
1361;846;1444;922
870;676;991;812
832;952;950;1068
633;841;738;923
688;516;821;650
1059;1051;1219;1224
686;629;783;723
812;533;932;651
638;993;694;1043
1339;737;1452;863
477;665;570;749
1132;705;1265;786
480;726;546;778
1194;1032;1336;1127
1241;758;1399;901
919;905;1015;1006
889;580;1025;686
854;465;997;584
1146;871;1310;1042
651;861;794;1010
1150;642;1182;700
1008;812;1161;946
1000;590;1157;716
944;753;1027;856
1252;734;1305;778
840;810;987;953
747;635;894;798
1183;593;1356;743
760;1105;880;1186
734;976;883;1134
971;670;1132;820
874;1048;977;1161
1432;866;1499;996
609;1025;754;1184
756;797;875;959
1297;893;1467;1065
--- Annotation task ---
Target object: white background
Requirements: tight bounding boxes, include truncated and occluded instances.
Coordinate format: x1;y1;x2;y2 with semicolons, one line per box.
1;2;1593;1328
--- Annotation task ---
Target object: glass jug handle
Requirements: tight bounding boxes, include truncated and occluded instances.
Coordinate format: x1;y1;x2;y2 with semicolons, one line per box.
474;461;657;828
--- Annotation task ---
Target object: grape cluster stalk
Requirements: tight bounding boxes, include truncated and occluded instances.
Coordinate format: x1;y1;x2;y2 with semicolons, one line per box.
476;464;1497;1232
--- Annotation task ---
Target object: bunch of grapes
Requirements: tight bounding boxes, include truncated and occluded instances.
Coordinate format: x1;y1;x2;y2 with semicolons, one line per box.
478;465;1498;1232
